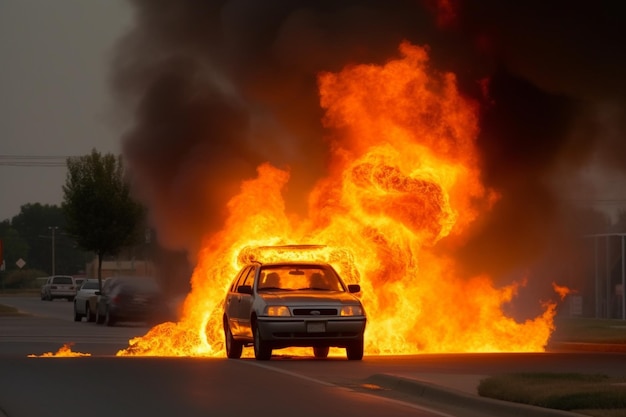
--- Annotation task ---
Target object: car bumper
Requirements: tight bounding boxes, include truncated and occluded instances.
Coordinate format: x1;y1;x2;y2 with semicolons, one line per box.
256;316;366;348
50;291;76;298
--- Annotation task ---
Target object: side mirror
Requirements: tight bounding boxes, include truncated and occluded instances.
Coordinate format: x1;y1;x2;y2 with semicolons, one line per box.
347;284;361;293
237;285;253;295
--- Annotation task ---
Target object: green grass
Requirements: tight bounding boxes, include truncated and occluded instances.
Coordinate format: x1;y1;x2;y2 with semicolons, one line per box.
0;303;24;316
551;317;626;344
0;288;40;296
478;373;626;417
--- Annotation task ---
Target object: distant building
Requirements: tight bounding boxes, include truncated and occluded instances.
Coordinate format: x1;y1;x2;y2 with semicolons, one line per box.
85;257;154;278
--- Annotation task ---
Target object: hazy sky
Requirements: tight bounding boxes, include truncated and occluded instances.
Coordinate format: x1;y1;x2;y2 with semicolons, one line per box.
1;0;625;230
0;0;131;221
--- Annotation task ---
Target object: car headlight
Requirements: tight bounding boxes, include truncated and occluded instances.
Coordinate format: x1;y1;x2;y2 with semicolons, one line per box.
265;306;291;317
340;305;364;316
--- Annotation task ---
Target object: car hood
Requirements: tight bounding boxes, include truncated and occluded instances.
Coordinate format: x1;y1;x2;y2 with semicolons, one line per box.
258;291;361;305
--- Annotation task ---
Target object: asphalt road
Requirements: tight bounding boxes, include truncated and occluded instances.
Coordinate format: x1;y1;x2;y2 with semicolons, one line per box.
1;296;624;417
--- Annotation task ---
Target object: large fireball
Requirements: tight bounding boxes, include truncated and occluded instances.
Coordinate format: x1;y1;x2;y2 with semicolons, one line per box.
117;42;558;357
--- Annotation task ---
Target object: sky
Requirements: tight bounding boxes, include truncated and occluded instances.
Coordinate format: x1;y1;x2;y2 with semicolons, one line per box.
0;0;131;221
1;0;625;261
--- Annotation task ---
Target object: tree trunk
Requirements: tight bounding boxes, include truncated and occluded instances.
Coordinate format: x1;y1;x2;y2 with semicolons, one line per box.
97;252;103;291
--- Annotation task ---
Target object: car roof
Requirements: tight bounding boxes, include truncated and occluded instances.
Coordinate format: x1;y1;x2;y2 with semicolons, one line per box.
50;275;74;280
238;244;329;264
257;261;331;267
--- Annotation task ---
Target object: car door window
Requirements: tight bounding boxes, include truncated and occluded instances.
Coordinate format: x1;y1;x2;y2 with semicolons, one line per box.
237;267;255;292
242;267;256;288
230;267;249;293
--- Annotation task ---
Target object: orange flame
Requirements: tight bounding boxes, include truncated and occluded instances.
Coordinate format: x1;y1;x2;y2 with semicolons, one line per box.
552;282;572;301
28;343;91;358
116;41;561;357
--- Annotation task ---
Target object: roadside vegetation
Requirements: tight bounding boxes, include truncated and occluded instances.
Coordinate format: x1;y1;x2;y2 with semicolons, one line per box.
478;372;626;417
0;303;24;316
550;317;626;344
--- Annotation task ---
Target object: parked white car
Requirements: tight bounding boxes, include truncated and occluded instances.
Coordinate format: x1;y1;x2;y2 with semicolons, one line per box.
40;275;77;301
73;279;102;322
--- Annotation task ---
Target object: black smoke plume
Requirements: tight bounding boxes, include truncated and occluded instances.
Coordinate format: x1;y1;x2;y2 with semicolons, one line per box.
112;0;625;304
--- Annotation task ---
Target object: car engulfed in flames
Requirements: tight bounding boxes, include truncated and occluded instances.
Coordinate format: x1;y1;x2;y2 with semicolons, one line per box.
223;245;366;360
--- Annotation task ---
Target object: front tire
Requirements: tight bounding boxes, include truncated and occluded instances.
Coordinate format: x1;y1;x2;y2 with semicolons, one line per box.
95;305;105;324
105;307;116;327
224;319;243;359
73;303;82;322
253;322;272;360
313;346;329;358
346;337;364;361
86;302;95;322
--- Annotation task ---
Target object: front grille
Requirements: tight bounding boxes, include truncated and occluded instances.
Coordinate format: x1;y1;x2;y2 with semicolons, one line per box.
273;332;360;338
292;308;338;316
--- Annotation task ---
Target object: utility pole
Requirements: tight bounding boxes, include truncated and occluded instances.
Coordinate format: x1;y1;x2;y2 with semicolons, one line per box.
48;226;58;275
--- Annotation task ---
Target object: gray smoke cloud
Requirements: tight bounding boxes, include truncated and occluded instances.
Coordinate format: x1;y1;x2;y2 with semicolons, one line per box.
112;0;625;305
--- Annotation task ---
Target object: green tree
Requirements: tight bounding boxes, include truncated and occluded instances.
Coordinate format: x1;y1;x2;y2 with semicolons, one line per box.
62;149;146;287
3;268;48;289
0;220;28;266
0;220;29;289
10;203;88;275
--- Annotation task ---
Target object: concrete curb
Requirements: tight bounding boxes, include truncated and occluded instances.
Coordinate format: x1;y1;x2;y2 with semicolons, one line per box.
547;342;626;353
366;374;585;417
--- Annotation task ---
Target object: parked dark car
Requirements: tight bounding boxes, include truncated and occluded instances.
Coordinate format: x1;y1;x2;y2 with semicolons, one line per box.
94;276;166;326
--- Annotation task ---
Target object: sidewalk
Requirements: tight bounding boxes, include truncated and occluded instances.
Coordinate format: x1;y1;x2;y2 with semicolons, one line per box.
366;373;584;417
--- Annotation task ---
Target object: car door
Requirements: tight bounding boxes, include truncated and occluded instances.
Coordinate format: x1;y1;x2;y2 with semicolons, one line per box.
96;278;115;317
43;277;52;299
236;266;257;339
225;267;250;337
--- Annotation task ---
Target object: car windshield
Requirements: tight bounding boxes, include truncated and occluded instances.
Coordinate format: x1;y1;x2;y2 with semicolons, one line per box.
53;277;73;285
257;265;344;292
81;281;100;290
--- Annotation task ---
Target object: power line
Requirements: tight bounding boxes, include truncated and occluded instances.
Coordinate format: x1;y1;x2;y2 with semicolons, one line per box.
567;199;626;205
0;155;78;167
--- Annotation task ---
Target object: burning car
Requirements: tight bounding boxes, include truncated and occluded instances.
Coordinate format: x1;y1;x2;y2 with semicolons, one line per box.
222;253;366;361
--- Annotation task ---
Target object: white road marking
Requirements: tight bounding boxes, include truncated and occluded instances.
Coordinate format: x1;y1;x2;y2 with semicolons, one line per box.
240;360;457;417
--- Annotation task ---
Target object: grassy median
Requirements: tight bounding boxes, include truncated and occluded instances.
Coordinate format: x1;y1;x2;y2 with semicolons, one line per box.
0;303;23;316
478;373;626;417
550;317;626;344
478;316;626;417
